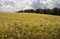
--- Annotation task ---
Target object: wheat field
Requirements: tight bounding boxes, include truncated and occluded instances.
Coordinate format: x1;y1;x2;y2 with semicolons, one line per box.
0;12;60;39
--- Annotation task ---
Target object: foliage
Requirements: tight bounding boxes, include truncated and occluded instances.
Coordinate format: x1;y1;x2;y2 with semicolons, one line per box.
24;9;34;13
17;7;60;15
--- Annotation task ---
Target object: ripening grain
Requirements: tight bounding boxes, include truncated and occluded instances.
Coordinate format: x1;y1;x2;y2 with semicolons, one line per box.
0;12;60;39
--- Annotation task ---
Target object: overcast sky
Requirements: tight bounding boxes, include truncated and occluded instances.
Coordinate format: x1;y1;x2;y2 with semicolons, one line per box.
0;0;60;12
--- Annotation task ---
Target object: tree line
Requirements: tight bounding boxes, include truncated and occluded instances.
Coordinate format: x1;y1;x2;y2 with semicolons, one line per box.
17;7;60;15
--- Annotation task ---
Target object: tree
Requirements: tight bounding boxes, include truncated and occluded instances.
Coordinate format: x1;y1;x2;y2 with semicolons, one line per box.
52;7;57;15
35;9;41;13
24;9;34;13
17;10;23;13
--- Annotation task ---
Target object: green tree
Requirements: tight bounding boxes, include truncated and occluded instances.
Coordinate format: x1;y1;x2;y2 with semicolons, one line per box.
35;9;41;13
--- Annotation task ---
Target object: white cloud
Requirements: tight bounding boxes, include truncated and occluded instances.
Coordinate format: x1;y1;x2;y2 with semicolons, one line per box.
0;0;60;12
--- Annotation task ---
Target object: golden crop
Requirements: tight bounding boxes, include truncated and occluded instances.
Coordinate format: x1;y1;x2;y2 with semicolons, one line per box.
0;12;60;39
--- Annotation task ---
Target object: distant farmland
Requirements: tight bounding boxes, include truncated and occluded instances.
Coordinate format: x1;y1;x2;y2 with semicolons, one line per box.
0;12;60;39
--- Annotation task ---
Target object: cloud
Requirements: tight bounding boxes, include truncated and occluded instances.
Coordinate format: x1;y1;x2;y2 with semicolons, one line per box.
32;0;55;9
53;0;60;8
0;4;2;7
31;0;40;9
0;0;60;12
3;1;16;7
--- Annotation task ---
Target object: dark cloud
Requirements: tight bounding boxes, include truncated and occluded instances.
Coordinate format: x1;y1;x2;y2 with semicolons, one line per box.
4;1;16;7
53;0;60;8
32;0;60;9
31;0;49;9
0;4;2;7
31;0;40;9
